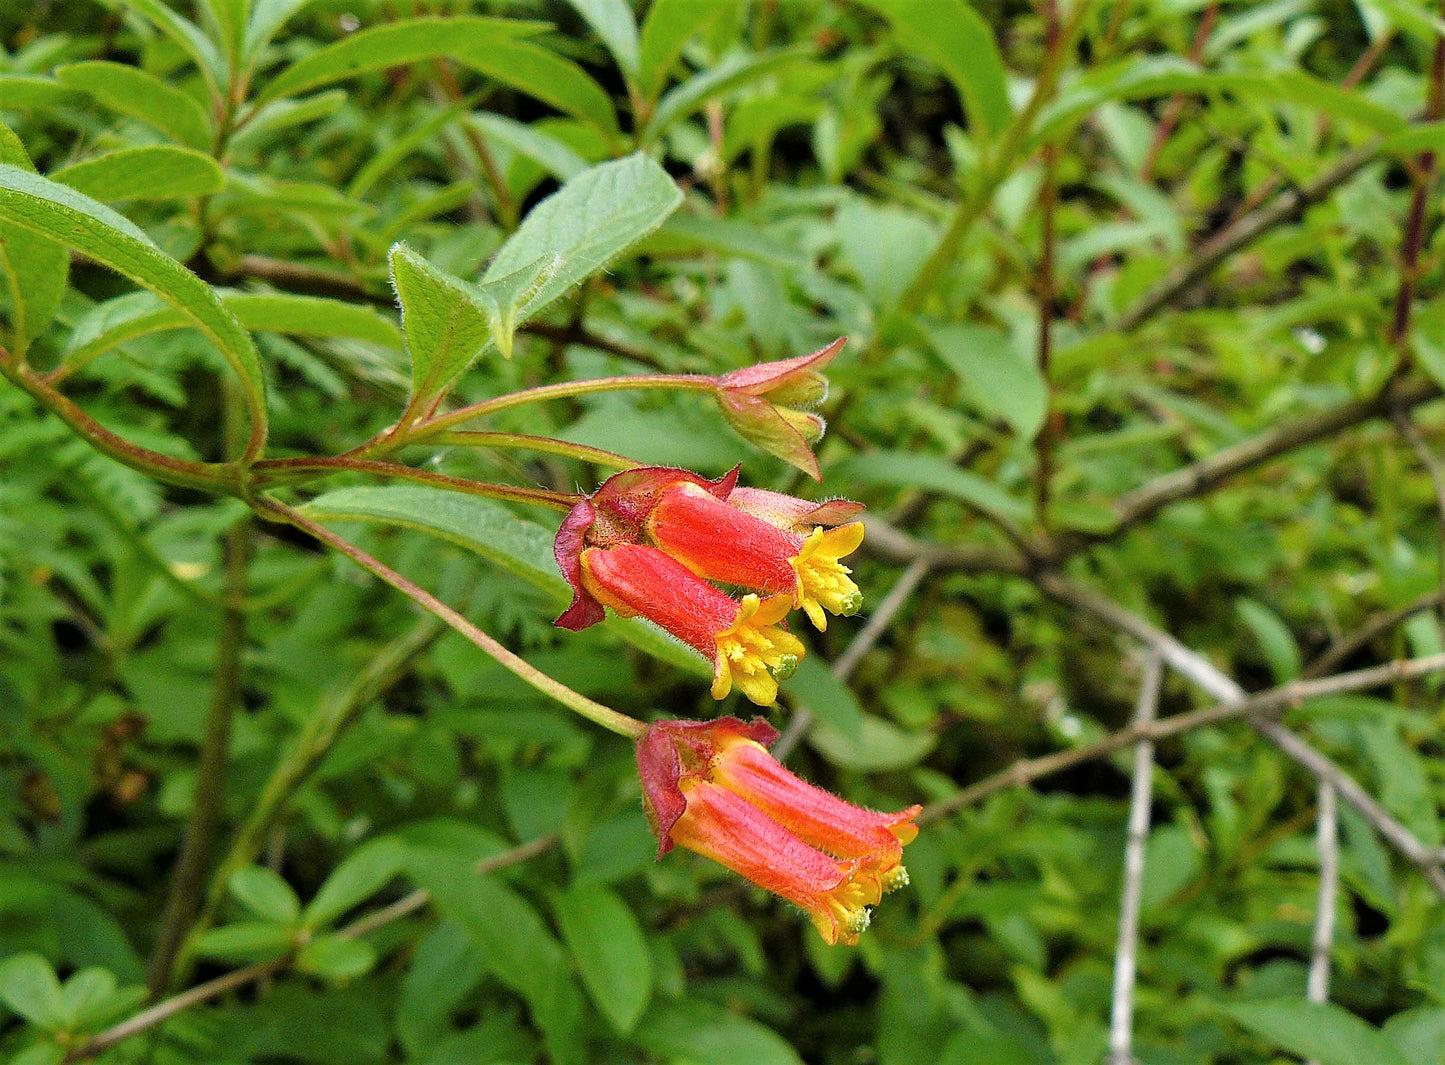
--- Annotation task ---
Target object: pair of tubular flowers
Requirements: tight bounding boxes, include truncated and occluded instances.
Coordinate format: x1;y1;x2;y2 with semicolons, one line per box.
553;465;866;705
637;717;921;945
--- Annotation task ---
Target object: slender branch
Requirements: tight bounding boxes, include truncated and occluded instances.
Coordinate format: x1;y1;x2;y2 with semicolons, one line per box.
255;496;647;739
1037;574;1445;897
897;0;1093;313
1137;3;1219;180
861;515;1029;575
1305;588;1445;679
67;835;558;1062
251;456;581;510
1108;651;1164;1065
148;519;251;993
1109;378;1442;537
1;359;237;494
773;557;932;761
1390;36;1445;349
919;652;1445;823
1394;411;1445;627
1116;140;1382;332
1307;781;1339;1008
401;373;717;443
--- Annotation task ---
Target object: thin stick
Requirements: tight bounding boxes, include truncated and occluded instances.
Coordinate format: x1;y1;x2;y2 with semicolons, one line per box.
1305;589;1445;679
773;558;931;761
255;497;647;740
1109;651;1164;1065
1307;781;1339;1007
1038;575;1445;897
918;652;1445;823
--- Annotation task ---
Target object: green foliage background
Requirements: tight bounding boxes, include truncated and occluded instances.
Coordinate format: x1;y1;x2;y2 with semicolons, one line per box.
6;1;1445;1063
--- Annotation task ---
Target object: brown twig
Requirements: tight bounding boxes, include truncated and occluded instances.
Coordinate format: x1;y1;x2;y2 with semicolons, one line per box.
1116;140;1382;331
1390;36;1445;349
1305;588;1445;679
1138;3;1219;181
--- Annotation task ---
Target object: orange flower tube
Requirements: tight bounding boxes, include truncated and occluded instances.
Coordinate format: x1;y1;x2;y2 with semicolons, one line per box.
637;716;919;945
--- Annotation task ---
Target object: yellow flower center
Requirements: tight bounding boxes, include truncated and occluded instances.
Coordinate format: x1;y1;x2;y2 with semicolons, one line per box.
712;593;806;705
817;868;883;946
789;524;865;631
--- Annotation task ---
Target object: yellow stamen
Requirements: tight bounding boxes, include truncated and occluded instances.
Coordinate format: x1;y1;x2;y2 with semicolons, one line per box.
813;869;882;946
711;593;806;705
789;524;865;631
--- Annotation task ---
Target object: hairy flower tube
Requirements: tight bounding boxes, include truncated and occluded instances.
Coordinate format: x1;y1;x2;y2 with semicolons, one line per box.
647;481;865;631
579;544;804;705
637;716;920;945
554;464;866;701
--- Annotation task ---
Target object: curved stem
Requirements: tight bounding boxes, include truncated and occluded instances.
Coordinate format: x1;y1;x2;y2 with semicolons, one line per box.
255;496;648;740
251;457;581;510
388;373;718;446
430;430;640;470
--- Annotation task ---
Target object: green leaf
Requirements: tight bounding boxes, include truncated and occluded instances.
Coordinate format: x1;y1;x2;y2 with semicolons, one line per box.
244;0;316;60
565;0;640;78
253;16;544;106
471;113;590;182
11;1047;64;1065
483;153;682;328
788;656;864;741
0;166;267;456
552;883;653;1034
51;147;225;202
410;854;584;1065
0;75;84;110
295;934;377;981
229;90;348;153
854;0;1011;139
830;452;1030;524
1225;1000;1411;1065
643;48;800;145
229;866;302;924
0;953;64;1030
645;214;808;269
0;145;66;353
634;1001;804;1065
303;837;407;929
299;486;711;678
808;712;935;772
190;922;295;964
54;61;213;151
390;243;495;403
456;38;619;136
122;0;227;100
1234;599;1301;683
197;0;249;70
58;290;399;381
635;0;736;103
922;322;1048;440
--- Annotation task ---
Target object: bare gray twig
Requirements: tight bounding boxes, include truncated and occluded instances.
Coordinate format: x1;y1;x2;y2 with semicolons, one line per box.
1307;781;1339;1007
774;557;932;761
1108;651;1165;1065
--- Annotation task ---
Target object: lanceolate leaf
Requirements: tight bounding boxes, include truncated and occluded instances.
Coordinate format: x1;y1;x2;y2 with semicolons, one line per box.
854;0;1012;139
0;165;267;458
456;38;619;136
564;0;640;79
299;485;712;677
0;135;66;353
635;0;737;104
1226;1000;1411;1065
120;0;227;100
55;61;214;151
642;48;802;144
51;146;225;202
483;153;682;327
552;883;653;1034
252;16;545;106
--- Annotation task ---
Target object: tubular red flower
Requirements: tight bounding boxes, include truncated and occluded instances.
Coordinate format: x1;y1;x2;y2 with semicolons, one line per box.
637;716;919;945
580;544;803;705
648;481;865;631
